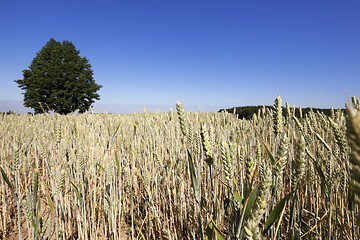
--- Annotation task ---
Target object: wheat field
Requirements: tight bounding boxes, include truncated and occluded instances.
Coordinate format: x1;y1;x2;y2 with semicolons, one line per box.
1;95;360;239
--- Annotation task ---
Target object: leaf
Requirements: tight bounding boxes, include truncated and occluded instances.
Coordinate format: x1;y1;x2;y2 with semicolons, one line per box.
243;186;259;222
210;218;225;240
263;191;294;235
33;170;39;212
233;191;243;203
224;198;231;217
135;167;147;187
47;192;56;212
206;217;226;240
288;190;298;233
236;185;259;235
42;182;56;214
0;153;12;168
205;223;214;240
187;149;199;194
114;151;119;170
33;198;41;237
71;182;82;203
96;162;105;173
0;166;18;202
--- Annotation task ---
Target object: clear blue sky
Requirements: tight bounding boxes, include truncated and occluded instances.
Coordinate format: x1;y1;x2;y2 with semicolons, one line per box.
0;0;359;113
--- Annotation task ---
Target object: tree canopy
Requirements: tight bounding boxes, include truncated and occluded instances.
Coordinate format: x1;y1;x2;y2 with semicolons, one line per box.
15;38;102;114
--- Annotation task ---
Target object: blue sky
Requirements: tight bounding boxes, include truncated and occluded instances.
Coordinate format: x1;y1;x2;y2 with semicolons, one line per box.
0;0;359;113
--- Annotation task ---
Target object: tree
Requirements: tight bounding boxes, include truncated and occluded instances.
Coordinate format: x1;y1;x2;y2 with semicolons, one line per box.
15;38;102;114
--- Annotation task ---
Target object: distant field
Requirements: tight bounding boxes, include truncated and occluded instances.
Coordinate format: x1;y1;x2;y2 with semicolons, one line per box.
1;96;359;239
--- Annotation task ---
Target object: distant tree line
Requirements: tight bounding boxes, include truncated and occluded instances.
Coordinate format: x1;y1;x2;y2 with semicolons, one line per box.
218;105;344;120
0;111;19;115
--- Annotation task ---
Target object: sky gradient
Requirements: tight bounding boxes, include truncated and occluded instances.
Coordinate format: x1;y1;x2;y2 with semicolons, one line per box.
1;0;359;113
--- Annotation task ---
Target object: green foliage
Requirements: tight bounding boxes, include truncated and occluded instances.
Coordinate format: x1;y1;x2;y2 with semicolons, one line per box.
0;110;19;115
15;38;102;114
219;105;342;120
263;190;294;235
0;166;19;202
